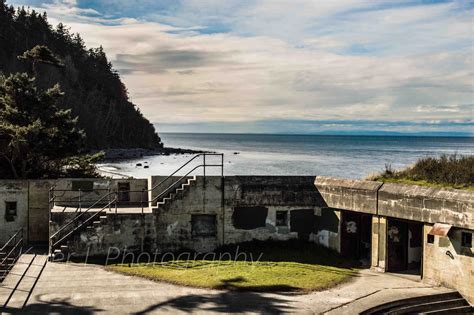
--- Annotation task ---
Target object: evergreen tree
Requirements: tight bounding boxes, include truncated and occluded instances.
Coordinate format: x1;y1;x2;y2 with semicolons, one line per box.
0;73;84;178
0;1;163;150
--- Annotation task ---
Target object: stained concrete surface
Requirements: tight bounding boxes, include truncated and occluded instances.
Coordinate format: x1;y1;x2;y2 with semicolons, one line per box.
1;254;454;314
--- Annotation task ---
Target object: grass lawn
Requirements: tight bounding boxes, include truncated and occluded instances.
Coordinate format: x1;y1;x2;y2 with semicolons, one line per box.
107;241;359;292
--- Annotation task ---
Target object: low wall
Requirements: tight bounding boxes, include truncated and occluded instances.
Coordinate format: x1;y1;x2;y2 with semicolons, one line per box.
50;212;156;257
0;181;28;244
423;224;474;304
314;176;382;214
378;183;473;230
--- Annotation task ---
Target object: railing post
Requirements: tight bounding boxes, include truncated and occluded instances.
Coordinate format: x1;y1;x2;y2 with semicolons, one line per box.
221;154;224;177
115;190;118;216
141;188;144;215
203;154;206;178
78;189;82;213
108;188;111;212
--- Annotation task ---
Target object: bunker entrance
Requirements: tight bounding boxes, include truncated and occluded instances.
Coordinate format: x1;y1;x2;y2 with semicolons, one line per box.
340;211;372;264
387;218;423;275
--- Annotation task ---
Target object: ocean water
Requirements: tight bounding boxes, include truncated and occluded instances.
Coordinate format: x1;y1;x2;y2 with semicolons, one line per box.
99;133;474;179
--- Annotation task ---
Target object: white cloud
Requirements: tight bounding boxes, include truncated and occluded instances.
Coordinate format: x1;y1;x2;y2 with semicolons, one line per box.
10;0;473;132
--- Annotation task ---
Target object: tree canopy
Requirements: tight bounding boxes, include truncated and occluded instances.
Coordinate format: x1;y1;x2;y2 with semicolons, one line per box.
0;72;87;178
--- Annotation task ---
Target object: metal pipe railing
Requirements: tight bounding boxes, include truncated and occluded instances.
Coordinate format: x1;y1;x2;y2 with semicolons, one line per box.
0;229;23;281
48;153;225;253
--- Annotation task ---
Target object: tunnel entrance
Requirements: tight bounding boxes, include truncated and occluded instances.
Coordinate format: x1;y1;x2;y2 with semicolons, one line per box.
340;211;372;264
386;218;423;275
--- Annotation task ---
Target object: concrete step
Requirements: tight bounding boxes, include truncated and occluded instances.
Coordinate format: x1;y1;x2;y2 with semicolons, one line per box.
391;298;469;314
92;221;101;227
60;245;69;252
422;305;474;314
361;292;464;314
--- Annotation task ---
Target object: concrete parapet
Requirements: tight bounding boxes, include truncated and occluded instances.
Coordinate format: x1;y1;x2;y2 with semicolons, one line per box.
314;176;382;214
378;183;473;229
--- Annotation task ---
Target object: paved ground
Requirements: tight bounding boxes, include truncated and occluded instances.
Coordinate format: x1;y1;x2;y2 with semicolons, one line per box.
1;254;453;314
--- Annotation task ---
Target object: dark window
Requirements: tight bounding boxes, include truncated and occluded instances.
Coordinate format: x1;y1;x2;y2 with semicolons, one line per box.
5;201;17;216
232;206;268;230
192;214;217;237
117;182;131;203
5;201;17;221
71;181;94;191
461;232;472;248
276;211;288;226
427;234;435;244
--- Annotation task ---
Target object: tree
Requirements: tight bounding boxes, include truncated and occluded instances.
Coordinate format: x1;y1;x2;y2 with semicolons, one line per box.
0;73;84;178
18;45;64;75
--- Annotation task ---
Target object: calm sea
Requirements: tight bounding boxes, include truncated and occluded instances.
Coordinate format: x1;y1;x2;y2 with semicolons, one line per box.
100;133;474;179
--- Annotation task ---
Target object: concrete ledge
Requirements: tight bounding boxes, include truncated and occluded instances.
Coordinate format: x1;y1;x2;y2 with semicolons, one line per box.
314;176;383;214
378;183;474;229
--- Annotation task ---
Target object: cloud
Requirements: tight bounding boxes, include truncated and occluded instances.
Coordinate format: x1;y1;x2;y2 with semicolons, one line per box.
9;0;474;134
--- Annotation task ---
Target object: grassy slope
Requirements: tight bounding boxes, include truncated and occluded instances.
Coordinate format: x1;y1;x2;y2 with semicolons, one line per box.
369;154;473;191
107;242;358;292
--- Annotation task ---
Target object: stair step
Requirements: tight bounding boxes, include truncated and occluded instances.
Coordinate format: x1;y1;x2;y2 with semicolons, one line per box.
361;292;464;314
60;245;69;251
92;221;101;227
391;298;469;314
422;305;474;314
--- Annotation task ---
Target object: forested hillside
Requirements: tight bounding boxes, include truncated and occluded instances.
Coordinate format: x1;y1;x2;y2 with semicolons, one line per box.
0;1;162;149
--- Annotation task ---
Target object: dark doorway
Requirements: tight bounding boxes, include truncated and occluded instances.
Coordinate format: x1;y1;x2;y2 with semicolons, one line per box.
340;211;372;262
387;218;423;274
117;182;130;203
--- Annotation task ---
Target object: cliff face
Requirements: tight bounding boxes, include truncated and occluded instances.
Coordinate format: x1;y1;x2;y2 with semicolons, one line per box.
0;3;162;149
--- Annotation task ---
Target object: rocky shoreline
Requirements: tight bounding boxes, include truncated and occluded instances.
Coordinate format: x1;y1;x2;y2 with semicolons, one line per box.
99;147;209;161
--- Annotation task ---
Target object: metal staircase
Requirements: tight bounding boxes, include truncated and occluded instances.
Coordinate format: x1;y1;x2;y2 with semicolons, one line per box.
48;153;223;260
0;229;24;282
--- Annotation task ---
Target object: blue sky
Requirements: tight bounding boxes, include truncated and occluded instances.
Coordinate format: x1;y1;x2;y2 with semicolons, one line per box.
9;0;474;135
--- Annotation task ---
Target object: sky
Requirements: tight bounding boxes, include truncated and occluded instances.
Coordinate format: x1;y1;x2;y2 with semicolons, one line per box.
9;0;474;135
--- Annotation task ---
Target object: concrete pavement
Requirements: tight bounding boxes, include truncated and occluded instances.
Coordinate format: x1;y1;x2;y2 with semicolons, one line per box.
1;254;453;314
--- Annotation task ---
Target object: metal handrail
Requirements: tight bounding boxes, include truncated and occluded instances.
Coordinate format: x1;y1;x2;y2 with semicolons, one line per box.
49;153;223;208
0;229;23;280
49;153;224;250
0;229;22;252
52;198;116;249
50;191;117;240
149;153;223;195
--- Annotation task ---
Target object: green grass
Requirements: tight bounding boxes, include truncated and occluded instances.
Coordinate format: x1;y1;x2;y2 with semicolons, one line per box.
106;241;359;292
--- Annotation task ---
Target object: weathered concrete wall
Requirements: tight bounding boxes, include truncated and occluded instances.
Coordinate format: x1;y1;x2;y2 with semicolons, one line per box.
315;176;382;214
64;176;340;255
378;184;474;229
153;176;223;253
423;224;474;304
50;212;156;257
0;181;28;244
223;176;339;251
28;180;55;243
